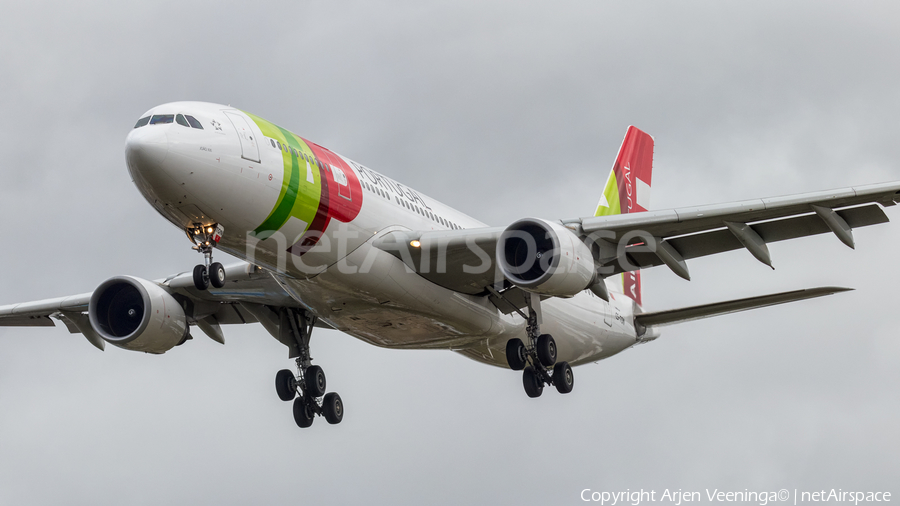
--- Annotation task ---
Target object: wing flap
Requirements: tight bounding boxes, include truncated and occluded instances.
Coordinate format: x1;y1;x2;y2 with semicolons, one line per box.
634;286;852;328
0;315;56;327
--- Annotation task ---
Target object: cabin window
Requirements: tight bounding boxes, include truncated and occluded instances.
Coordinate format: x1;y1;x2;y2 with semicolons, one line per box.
150;114;174;125
270;139;277;148
175;114;190;127
185;115;203;129
134;116;151;128
277;141;282;150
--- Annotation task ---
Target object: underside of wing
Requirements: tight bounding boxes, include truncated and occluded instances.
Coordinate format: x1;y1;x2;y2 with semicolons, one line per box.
372;181;900;307
577;181;900;280
0;262;331;352
372;227;506;295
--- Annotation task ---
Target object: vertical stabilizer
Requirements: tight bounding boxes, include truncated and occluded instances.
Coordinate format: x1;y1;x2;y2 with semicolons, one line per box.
594;126;654;306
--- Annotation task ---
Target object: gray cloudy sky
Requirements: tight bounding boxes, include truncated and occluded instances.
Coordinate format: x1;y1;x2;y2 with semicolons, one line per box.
1;1;899;504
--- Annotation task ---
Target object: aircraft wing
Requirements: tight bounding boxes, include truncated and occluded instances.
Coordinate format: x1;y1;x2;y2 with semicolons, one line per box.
373;181;900;300
372;226;506;295
0;262;329;350
578;180;900;277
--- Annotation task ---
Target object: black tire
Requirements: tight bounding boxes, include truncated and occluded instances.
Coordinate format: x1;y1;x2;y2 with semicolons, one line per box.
522;366;543;398
209;262;226;288
292;397;314;428
505;338;527;370
275;369;296;401
305;365;327;397
553;361;574;394
192;264;209;291
322;392;344;424
536;334;557;367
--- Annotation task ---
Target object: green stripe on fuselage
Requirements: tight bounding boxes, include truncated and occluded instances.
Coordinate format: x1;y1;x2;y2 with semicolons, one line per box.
244;112;321;239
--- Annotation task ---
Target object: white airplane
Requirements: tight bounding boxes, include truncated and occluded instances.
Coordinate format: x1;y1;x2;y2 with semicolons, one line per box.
2;101;898;428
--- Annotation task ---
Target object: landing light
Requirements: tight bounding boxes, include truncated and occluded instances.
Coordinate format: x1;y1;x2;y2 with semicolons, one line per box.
207;227;214;234
410;240;421;248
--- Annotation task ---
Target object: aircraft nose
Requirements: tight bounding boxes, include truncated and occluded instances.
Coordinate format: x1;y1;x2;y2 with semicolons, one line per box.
125;126;169;177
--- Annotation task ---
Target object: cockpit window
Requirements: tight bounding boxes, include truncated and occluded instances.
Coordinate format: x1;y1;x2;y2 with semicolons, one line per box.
134;116;151;129
175;114;190;127
150;114;174;125
185;115;203;129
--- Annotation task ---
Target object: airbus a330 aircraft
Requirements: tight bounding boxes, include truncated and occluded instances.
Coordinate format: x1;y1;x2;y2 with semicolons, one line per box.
2;102;898;428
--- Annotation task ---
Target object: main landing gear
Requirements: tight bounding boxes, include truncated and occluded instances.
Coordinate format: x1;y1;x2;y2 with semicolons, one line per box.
187;223;226;291
273;307;343;428
504;294;574;398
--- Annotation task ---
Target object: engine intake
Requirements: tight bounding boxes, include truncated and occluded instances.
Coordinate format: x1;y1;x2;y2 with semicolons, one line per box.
89;276;188;354
497;218;595;297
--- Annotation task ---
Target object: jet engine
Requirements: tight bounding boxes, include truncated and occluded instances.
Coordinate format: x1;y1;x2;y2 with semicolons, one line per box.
89;276;188;354
497;218;596;297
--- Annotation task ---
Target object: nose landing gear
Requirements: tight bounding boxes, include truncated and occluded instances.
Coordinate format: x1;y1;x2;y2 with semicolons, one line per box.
502;293;574;398
273;307;344;428
187;223;226;291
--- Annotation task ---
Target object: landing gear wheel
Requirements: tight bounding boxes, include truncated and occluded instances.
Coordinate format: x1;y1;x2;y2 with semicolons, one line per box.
275;369;296;401
553;361;574;394
522;366;544;398
305;365;326;397
209;262;226;288
192;265;209;291
536;334;557;367
292;397;314;428
505;338;527;371
322;392;344;424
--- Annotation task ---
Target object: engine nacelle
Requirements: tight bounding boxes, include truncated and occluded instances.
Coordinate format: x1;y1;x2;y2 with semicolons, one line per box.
89;276;188;354
497;218;595;297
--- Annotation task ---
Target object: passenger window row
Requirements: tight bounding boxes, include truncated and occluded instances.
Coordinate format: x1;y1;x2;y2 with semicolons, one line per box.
359;179;462;230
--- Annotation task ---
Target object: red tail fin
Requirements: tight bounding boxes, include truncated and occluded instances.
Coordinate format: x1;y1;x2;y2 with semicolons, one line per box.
597;126;654;306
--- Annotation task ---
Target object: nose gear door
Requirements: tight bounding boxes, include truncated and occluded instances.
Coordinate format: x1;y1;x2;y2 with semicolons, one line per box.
224;111;260;163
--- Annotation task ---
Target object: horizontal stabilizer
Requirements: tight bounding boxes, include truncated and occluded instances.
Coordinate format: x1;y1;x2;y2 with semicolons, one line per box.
634;286;852;328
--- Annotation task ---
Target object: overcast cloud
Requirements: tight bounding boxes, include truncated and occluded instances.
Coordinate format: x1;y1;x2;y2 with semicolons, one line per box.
1;1;899;504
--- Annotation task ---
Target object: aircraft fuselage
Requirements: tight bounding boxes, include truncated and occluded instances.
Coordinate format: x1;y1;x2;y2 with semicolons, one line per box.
125;102;641;367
